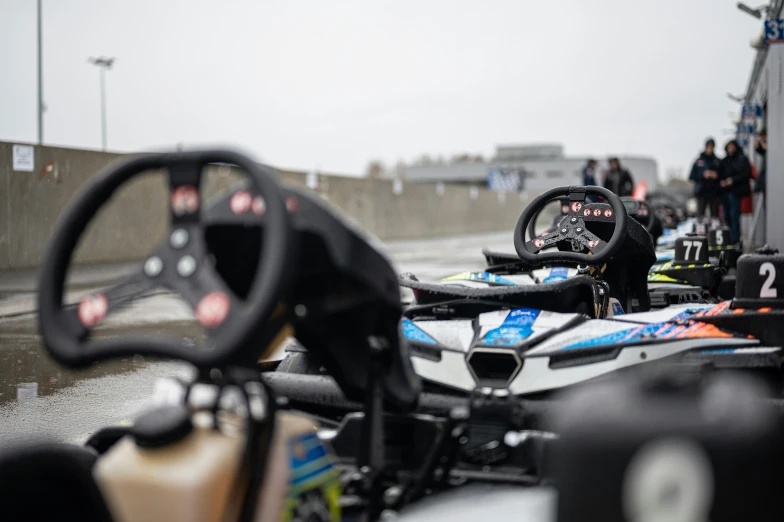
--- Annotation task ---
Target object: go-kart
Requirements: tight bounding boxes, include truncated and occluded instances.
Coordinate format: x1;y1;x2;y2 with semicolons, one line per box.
647;190;689;228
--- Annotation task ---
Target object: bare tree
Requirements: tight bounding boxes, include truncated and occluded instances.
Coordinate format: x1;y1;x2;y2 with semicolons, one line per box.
664;166;686;183
417;154;433;166
365;160;386;179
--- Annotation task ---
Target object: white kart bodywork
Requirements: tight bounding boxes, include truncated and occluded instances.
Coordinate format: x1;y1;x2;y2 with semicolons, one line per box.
404;303;762;396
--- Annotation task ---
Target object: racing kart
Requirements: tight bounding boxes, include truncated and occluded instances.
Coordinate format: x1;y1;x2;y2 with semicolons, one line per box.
6;149;784;521
387;185;784;399
647;189;690;228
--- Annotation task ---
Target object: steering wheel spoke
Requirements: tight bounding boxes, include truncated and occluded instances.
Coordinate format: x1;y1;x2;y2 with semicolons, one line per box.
66;268;160;331
168;161;205;226
158;236;245;335
204;186;268;226
526;231;565;253
575;229;607;255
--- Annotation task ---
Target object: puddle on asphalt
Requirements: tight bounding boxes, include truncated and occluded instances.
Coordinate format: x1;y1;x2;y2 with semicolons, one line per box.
0;321;206;408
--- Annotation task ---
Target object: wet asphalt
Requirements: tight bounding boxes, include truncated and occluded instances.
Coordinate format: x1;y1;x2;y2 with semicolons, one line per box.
0;231;513;444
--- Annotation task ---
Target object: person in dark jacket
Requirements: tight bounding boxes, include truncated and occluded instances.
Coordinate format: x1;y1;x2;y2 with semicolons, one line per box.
603;157;634;197
688;138;721;217
719;139;752;246
582;159;599;202
754;129;767;194
582;159;598;186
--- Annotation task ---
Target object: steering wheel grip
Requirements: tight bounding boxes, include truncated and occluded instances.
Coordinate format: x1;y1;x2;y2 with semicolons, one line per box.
638;200;656;231
622;197;655;231
514;186;627;266
37;150;294;369
526;199;566;242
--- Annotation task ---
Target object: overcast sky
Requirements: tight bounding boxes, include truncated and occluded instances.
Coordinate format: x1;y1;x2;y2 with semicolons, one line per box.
0;0;763;178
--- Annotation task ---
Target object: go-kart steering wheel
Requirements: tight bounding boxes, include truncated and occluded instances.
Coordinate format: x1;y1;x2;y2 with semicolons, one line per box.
514;186;627;266
621;197;655;231
37;150;294;369
653;203;678;227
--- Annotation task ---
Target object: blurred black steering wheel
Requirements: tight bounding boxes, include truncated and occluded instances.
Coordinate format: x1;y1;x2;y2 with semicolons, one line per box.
37;150;295;369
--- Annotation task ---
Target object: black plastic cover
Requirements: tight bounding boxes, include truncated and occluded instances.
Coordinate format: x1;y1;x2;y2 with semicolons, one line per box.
549;374;784;522
734;252;784;308
131;405;193;449
207;184;421;412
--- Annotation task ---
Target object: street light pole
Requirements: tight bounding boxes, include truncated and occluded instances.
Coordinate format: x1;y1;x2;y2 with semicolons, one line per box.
88;57;115;151
37;0;43;145
99;65;107;151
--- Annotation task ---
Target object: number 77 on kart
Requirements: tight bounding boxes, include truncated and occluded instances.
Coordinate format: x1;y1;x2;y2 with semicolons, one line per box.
765;18;784;44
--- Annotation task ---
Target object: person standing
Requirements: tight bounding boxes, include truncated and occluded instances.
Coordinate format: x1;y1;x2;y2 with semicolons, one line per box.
582;159;599;202
719;139;752;247
582;159;598;186
688;138;721;217
754;129;767;195
603;157;634;197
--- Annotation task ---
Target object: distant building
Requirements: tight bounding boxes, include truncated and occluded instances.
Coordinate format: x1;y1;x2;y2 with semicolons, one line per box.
402;143;659;193
742;0;783;250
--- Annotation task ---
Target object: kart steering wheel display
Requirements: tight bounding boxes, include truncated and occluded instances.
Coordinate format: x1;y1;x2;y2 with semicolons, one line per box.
514;186;627;266
37;150;294;369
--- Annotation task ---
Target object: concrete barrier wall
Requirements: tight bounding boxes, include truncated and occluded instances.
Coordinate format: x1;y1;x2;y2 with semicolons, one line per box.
0;141;534;270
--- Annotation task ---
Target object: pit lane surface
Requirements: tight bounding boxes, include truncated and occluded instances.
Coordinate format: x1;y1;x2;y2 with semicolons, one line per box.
0;231;511;444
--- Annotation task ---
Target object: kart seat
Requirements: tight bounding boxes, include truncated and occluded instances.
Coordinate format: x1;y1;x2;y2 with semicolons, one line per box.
0;442;113;522
482;249;520;266
209;184;422;413
400;273;603;318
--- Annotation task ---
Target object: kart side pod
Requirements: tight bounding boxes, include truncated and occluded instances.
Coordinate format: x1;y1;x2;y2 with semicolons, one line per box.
549;372;784;522
94;407;339;522
551;373;784;522
734;249;784;309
